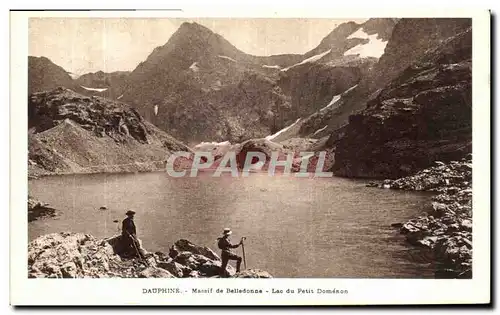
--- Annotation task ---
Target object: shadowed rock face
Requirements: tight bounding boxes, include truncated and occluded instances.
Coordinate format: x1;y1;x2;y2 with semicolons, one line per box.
278;64;362;118
28;232;270;278
332;28;472;179
28;196;56;222
28;88;191;176
292;18;473;141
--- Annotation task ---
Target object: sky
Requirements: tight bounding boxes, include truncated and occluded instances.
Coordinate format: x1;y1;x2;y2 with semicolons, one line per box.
29;18;367;75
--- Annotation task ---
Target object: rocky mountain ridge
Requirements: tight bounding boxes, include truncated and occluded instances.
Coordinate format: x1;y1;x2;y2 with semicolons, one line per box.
333;27;472;178
29;18;398;144
28;87;191;177
282;18;473;141
118;19;397;143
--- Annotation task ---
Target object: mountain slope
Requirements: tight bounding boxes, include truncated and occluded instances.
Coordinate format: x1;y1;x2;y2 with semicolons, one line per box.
332;27;472;178
28;88;191;176
75;70;130;98
28;56;81;94
120;20;397;143
290;18;473;140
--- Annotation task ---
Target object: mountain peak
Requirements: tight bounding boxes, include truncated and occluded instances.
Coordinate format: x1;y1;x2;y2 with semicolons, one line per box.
135;21;247;73
28;55;78;94
178;21;213;33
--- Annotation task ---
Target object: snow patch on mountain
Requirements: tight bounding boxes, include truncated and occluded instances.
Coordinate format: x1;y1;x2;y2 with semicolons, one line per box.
347;28;370;40
265;118;301;140
80;86;108;92
320;84;358;112
194;141;231;148
262;65;282;70
67;72;80;80
321;94;342;112
281;50;331;72
217;55;237;63
342;84;359;95
189;62;200;72
313;125;328;136
117;94;124;100
344;32;388;58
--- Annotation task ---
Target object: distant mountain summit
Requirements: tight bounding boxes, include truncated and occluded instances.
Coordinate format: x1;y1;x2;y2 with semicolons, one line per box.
28;56;80;94
119;19;398;143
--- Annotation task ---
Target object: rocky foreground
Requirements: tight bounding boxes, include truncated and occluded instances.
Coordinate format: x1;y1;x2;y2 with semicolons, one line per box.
28;232;272;279
377;156;472;278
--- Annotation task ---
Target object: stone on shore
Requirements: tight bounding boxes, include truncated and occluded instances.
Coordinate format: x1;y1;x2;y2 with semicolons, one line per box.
233;269;273;278
386;157;472;278
28;196;57;222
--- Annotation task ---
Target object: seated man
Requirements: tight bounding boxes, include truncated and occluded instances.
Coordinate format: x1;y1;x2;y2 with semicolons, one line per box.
121;210;146;259
217;228;244;276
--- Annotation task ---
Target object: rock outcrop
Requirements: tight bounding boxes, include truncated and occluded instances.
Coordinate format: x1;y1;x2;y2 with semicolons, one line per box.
28;196;56;222
374;157;472;278
333;27;472;178
28;88;191;176
28;232;271;278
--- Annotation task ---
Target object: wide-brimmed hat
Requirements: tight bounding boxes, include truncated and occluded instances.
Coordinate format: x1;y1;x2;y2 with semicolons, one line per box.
222;228;232;235
126;210;136;216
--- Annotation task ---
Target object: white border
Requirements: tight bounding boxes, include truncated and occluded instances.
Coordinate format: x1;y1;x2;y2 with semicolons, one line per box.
10;9;491;306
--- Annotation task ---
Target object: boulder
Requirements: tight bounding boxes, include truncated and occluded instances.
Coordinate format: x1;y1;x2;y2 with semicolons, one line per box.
139;267;175;278
173;239;220;261
157;260;185;278
232;269;273;278
28;196;57;222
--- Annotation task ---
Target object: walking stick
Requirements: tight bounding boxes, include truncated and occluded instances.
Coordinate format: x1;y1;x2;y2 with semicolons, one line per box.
241;237;247;270
126;231;149;266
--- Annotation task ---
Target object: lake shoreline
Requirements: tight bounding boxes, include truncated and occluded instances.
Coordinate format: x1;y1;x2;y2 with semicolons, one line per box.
368;157;473;278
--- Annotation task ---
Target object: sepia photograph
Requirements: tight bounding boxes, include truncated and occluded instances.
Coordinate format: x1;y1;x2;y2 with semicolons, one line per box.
9;8;491;306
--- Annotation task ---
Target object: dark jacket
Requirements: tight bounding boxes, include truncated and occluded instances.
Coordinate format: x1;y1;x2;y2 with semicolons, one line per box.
122;217;136;237
218;236;239;252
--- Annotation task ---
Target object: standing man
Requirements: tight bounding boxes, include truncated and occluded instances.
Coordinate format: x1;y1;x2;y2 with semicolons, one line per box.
217;228;244;277
121;210;145;259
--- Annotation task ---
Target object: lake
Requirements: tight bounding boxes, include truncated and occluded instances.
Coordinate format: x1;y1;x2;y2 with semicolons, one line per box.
28;171;436;278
